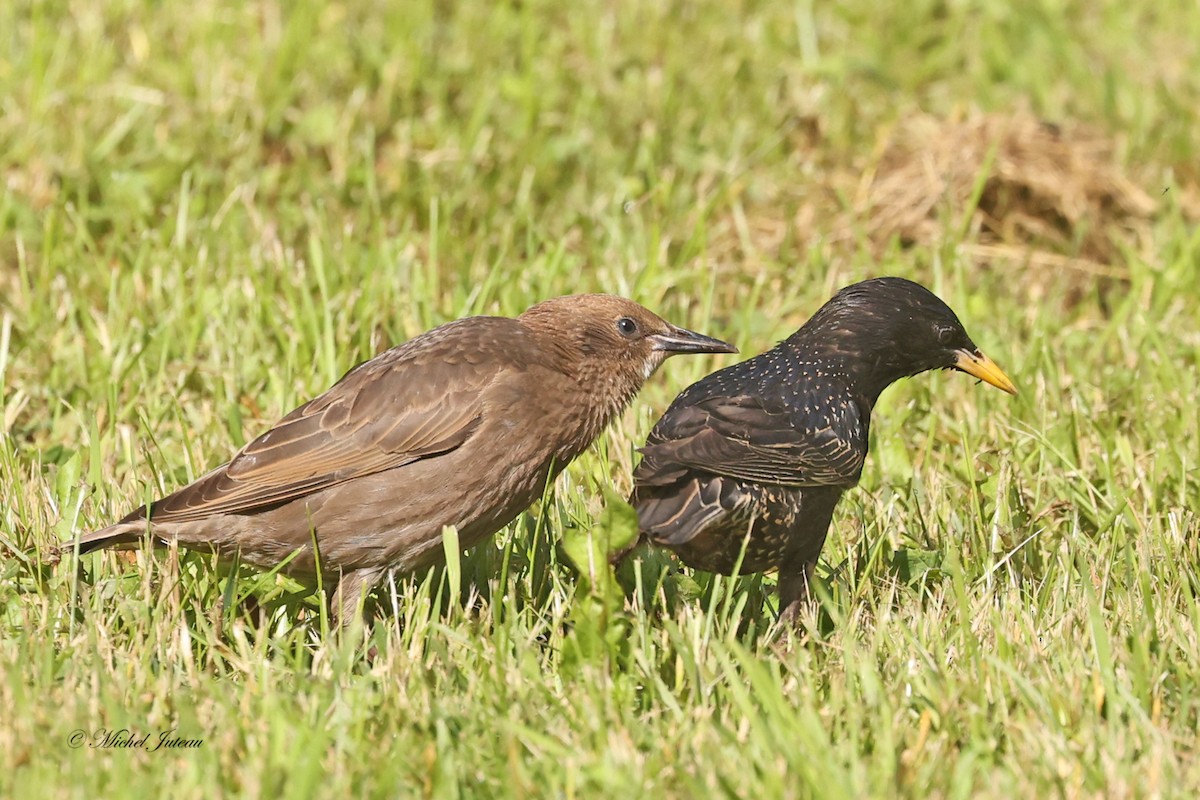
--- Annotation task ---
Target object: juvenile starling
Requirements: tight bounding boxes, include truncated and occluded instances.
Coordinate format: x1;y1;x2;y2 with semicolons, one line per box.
65;294;736;620
630;277;1016;620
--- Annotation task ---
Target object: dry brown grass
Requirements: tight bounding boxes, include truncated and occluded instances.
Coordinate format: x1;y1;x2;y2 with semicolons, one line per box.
711;109;1197;289
851;109;1178;275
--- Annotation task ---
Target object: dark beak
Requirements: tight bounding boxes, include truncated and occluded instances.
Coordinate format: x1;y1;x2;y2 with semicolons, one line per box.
650;325;738;355
953;349;1018;395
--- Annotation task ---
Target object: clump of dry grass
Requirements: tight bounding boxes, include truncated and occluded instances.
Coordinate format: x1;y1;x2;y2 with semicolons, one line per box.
849;109;1189;277
708;109;1196;290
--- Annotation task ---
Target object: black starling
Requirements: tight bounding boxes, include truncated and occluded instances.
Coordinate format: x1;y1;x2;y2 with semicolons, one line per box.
630;277;1016;620
64;295;736;621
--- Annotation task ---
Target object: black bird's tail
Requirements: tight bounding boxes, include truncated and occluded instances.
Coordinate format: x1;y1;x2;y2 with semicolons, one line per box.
632;477;739;548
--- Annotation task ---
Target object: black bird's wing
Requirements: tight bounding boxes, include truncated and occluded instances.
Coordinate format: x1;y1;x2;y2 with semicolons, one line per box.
631;390;864;556
634;392;866;489
124;319;518;524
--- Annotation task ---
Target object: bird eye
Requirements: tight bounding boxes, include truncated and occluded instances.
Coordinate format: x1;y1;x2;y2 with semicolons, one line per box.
616;317;639;338
935;325;957;346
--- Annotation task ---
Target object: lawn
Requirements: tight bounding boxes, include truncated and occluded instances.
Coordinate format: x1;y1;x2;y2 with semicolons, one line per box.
2;0;1199;796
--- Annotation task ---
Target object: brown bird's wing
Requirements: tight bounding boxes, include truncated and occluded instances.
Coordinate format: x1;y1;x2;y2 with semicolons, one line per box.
126;322;513;524
634;392;866;489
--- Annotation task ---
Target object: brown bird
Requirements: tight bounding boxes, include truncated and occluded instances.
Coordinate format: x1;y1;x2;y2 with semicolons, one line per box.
629;277;1016;621
65;294;736;621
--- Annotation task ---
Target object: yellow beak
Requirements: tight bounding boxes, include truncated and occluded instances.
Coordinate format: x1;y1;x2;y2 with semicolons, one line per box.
953;349;1017;395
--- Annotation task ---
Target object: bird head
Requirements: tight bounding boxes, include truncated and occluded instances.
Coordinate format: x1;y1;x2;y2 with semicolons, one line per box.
519;294;737;391
801;277;1017;397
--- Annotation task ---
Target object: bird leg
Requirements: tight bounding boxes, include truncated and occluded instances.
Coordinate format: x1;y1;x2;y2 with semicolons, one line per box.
776;519;833;625
330;567;383;628
777;557;818;624
774;490;841;625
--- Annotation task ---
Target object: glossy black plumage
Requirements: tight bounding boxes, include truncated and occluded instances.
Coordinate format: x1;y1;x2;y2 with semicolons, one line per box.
630;277;1016;620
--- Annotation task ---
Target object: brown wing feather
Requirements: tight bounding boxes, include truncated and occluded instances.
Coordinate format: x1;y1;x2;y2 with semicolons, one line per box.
125;318;521;523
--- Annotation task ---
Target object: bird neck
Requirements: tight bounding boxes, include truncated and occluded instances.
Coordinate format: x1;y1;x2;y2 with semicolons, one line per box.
571;358;643;428
780;334;911;410
516;320;645;457
523;341;641;463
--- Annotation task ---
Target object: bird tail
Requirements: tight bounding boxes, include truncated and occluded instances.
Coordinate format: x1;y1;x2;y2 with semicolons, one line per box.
631;478;733;548
58;521;156;557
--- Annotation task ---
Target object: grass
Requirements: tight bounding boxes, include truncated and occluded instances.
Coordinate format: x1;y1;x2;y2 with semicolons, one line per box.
3;0;1200;796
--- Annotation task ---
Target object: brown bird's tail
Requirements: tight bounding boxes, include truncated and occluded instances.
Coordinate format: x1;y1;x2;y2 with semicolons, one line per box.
59;521;156;557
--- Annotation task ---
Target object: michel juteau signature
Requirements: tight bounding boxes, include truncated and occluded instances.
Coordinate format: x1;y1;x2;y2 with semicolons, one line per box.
68;728;204;751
